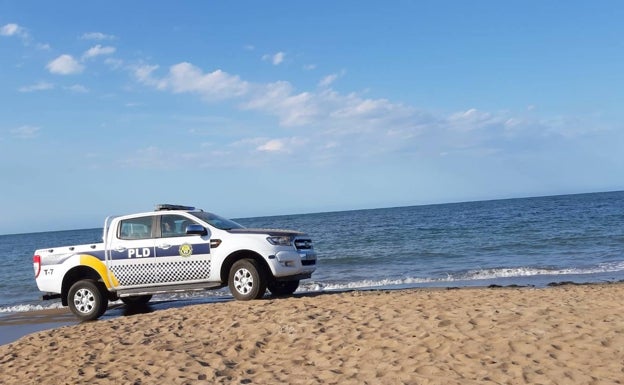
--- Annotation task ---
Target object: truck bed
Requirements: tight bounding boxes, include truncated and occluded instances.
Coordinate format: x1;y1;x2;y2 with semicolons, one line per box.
36;242;104;262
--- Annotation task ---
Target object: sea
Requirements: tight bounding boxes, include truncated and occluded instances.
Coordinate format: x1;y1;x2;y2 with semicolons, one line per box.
1;191;623;314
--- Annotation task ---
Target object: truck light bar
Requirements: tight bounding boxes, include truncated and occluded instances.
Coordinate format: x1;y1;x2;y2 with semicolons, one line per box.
155;204;195;211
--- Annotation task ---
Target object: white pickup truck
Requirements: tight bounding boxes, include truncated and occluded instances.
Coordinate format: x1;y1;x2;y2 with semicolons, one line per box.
33;204;317;321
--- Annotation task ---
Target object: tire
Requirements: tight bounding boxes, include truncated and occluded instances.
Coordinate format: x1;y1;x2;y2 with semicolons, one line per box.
228;259;267;300
268;280;299;296
67;280;108;321
121;295;152;306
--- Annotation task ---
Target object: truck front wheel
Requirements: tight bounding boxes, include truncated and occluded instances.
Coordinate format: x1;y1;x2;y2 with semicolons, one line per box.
228;259;266;300
68;280;108;321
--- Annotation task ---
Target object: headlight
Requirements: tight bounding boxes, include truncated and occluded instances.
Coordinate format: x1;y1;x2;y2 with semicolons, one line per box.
267;236;294;246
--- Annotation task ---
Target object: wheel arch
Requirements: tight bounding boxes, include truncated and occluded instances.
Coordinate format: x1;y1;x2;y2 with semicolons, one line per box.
61;266;108;306
220;250;272;284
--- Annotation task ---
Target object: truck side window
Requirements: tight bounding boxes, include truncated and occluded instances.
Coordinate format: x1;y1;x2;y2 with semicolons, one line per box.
119;216;153;240
161;215;196;237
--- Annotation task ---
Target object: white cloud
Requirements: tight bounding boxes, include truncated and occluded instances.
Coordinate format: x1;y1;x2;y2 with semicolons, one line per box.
66;84;88;93
333;98;381;118
82;45;116;60
273;52;285;65
243;81;317;126
46;54;84;75
303;64;317;71
257;139;285;152
256;137;308;153
134;60;417;129
133;64;159;84
319;70;346;87
263;52;285;65
104;57;124;70
129;59;603;167
81;32;115;40
447;108;504;132
135;62;249;101
1;23;30;44
319;74;338;87
18;81;54;92
11;125;40;139
1;23;24;37
243;80;420;132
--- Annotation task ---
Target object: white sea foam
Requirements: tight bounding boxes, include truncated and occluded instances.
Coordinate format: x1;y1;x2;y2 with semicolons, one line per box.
297;277;439;292
0;301;64;313
461;262;624;281
297;262;624;293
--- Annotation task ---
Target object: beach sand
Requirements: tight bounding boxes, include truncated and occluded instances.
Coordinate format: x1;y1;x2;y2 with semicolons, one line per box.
1;284;623;384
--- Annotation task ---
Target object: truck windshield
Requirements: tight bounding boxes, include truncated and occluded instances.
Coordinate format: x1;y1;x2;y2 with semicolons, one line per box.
190;212;245;230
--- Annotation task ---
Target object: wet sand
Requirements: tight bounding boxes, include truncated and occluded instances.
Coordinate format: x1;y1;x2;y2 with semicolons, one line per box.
0;307;76;346
1;284;624;384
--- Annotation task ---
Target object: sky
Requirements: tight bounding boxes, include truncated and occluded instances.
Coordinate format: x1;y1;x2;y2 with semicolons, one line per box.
1;1;623;234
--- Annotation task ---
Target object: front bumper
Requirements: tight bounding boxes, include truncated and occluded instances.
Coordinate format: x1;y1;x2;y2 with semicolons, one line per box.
270;249;317;278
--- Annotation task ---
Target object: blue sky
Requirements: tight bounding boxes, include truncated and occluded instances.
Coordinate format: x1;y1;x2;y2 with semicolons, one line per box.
1;1;623;234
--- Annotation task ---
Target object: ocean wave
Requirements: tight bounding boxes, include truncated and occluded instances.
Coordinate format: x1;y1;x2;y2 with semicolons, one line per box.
0;301;64;313
298;262;624;292
298;277;439;292
460;261;624;281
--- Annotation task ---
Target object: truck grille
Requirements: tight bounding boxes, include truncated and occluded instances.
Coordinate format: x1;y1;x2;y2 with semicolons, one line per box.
294;239;313;250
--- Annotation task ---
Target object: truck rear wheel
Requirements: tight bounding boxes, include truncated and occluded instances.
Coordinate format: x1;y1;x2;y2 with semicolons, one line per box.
268;280;300;296
68;279;108;321
229;259;266;300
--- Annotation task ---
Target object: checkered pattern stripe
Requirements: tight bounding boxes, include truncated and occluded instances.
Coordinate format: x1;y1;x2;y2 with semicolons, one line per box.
110;260;211;286
110;264;158;286
158;260;211;283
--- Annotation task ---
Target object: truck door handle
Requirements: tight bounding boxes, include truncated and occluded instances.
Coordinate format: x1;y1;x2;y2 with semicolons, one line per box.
115;247;127;252
159;244;171;249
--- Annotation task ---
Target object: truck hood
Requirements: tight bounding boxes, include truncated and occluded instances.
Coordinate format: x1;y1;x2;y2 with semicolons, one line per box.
227;228;306;237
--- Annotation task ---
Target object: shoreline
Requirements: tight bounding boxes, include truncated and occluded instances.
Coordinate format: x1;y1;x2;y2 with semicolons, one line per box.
2;283;624;384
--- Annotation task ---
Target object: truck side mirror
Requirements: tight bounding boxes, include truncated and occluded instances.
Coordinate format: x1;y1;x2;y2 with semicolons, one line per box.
186;224;208;236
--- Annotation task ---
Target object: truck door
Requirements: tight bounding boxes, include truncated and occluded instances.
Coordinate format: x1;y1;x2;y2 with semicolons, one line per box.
155;214;212;284
107;215;157;288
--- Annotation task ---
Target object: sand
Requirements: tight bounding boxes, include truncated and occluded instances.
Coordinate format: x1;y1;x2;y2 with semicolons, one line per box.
1;284;623;384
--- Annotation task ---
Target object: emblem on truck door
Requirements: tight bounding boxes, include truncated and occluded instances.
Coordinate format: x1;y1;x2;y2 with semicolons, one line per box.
179;243;193;257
